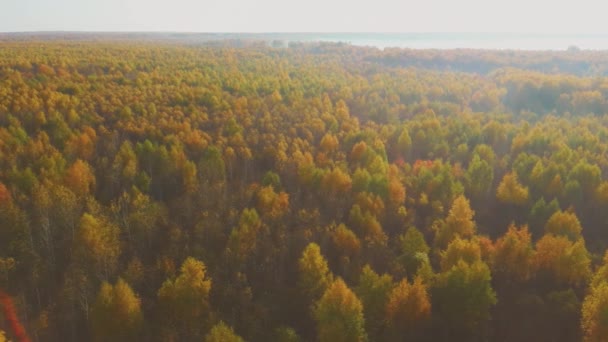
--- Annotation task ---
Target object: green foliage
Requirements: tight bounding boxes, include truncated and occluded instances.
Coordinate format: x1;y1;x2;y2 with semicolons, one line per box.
398;227;430;276
433;260;497;335
465;154;494;198
529;197;560;236
205;321;244;342
355;265;393;339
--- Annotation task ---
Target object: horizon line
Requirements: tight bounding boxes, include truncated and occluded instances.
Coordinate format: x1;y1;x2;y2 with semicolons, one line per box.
3;31;608;35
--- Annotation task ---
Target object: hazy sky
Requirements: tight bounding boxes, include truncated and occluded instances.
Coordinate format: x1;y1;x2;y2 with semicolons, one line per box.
1;0;606;33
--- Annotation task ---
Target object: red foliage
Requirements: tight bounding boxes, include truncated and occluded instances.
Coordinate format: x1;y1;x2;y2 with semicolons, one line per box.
394;156;406;168
0;290;30;342
0;183;11;206
412;160;435;174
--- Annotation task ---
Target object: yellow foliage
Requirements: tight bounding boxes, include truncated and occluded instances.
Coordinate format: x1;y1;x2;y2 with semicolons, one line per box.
386;277;431;328
496;172;529;206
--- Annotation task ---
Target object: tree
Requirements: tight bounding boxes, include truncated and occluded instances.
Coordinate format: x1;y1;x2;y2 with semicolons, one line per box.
314;278;367;342
204;322;244;342
225;208;263;265
386;277;431;339
465;154;493;198
397;227;430;276
157;257;212;340
497;172;529;206
397;128;412;157
332;224;361;259
591;251;608;289
256;186;289;219
75;213;120;280
545;210;583;242
274;326;301;342
434;195;476;248
320;133;339;153
582;282;608;342
567;160;601;196
529;197;560;238
492;224;535;283
64;159;96;197
322;167;353;196
535;234;590;286
298;243;333;303
433;260;496;338
91;278;143;342
355;265;393;340
440;237;482;272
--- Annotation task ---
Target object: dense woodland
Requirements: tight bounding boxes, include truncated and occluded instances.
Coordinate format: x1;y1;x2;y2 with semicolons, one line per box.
2;39;608;341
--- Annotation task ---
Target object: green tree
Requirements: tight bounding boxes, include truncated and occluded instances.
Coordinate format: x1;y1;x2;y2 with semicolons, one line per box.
465;154;494;198
204;321;244;342
397;227;430;276
433;260;496;338
355;265;393;340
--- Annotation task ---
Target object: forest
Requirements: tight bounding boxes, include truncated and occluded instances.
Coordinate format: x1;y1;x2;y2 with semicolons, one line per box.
1;38;608;341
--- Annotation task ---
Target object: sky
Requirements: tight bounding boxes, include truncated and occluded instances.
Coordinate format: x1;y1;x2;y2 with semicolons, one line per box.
1;0;607;33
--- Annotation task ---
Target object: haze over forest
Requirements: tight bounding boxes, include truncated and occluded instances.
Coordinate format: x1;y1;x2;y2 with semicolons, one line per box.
3;1;608;341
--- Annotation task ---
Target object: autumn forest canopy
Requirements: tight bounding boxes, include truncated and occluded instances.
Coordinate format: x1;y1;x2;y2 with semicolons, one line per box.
3;37;608;341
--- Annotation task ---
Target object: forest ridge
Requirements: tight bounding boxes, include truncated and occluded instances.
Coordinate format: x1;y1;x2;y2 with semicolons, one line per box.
1;40;608;341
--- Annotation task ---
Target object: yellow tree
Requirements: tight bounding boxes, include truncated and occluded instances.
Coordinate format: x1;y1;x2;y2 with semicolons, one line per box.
91;278;143;342
434;195;476;249
440;237;482;272
386;277;431;339
158;257;212;340
491;224;535;283
298;243;333;303
496;172;529;206
545;210;583;242
225;208;263;265
582;282;608;342
535;234;590;286
591;251;608;289
204;321;244;342
75;213;120;280
314;278;367;342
